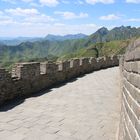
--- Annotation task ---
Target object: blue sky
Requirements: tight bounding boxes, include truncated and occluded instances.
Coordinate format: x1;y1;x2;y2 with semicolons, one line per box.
0;0;140;37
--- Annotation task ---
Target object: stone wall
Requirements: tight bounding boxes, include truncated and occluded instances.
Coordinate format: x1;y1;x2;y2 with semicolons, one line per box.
119;38;140;140
0;56;119;106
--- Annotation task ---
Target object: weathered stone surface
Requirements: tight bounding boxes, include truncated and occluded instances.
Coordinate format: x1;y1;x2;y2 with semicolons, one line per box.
125;38;140;62
0;67;120;140
12;62;40;79
0;56;119;106
70;59;80;68
40;62;58;75
119;38;140;140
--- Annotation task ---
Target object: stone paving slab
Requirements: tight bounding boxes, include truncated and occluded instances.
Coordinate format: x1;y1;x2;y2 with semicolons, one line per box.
0;67;121;140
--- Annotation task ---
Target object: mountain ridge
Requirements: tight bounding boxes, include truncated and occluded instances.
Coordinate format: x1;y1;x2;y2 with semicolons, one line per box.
0;33;88;46
0;26;140;69
45;33;88;41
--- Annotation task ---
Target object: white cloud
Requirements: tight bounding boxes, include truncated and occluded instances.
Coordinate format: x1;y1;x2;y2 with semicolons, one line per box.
10;22;130;38
0;15;16;25
54;11;88;19
100;14;120;20
53;23;65;26
126;0;140;3
126;18;140;22
0;22;100;37
24;14;55;23
22;0;33;2
49;23;99;35
2;7;54;26
85;0;115;4
39;0;59;7
2;0;33;3
0;11;3;15
1;0;17;4
5;8;39;16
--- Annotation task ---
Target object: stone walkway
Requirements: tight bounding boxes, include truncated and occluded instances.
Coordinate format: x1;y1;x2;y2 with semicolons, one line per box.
0;67;121;140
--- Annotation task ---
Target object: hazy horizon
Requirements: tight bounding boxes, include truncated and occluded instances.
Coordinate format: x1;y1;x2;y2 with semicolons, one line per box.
0;25;139;38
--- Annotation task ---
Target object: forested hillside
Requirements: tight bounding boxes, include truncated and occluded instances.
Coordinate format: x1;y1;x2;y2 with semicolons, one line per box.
0;26;140;69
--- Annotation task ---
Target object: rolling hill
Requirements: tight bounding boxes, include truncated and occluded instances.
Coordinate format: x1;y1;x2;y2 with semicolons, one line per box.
0;26;140;69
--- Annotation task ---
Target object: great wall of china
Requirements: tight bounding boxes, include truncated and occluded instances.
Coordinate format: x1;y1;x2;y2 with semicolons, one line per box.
0;38;140;140
119;38;140;140
0;56;119;105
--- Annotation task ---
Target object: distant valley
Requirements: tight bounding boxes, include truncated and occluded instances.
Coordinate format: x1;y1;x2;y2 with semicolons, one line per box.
0;33;87;46
0;26;140;70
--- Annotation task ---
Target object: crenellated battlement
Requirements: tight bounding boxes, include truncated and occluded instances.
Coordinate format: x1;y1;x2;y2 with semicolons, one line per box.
12;62;40;79
70;58;80;68
40;62;58;75
0;56;119;105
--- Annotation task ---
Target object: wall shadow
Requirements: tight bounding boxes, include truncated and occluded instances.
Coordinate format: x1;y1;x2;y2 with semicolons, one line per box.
0;66;118;112
0;73;86;112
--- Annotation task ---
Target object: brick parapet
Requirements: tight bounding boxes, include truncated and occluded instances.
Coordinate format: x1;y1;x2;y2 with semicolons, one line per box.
0;56;119;106
119;38;140;140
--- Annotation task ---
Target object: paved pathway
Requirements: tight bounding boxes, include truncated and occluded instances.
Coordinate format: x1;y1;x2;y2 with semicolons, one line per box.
0;67;121;140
